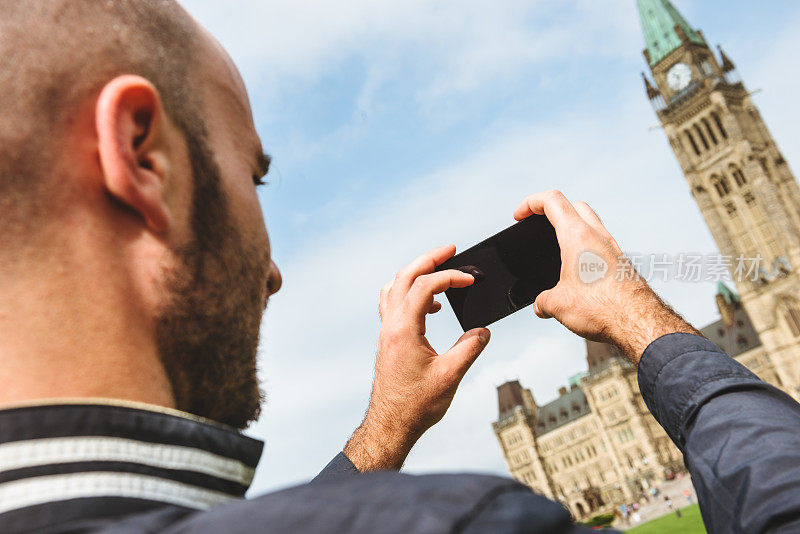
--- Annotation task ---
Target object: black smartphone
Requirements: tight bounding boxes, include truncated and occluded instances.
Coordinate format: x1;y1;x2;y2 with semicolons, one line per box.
435;215;561;331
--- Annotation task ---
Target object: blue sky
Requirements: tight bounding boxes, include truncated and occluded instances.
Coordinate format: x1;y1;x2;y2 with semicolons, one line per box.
180;0;800;494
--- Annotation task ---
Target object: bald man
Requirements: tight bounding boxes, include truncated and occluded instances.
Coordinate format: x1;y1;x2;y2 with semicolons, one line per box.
2;2;800;533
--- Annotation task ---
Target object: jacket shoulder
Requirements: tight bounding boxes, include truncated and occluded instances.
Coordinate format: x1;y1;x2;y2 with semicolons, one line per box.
159;472;590;533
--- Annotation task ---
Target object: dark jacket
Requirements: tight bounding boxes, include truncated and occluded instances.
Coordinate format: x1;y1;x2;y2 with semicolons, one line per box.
2;333;800;533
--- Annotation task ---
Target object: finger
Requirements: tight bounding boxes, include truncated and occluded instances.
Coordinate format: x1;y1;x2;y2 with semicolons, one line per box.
403;270;474;326
572;201;622;250
390;244;457;301
437;328;491;381
572;201;604;232
512;190;579;230
533;288;557;319
428;301;442;314
379;283;391;319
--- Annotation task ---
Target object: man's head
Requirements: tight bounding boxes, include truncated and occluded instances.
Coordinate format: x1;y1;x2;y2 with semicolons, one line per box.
0;0;281;428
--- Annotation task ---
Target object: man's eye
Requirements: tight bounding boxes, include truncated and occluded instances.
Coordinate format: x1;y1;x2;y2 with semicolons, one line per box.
253;175;268;187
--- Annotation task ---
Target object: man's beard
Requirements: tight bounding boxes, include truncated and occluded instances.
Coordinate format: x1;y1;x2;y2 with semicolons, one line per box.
154;125;267;429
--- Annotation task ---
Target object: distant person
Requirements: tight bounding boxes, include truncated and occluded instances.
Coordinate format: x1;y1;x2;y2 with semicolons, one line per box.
665;496;682;518
619;504;630;525
684;488;694;505
1;1;800;533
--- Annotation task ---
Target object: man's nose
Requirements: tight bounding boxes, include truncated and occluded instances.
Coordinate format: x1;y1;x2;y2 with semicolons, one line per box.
267;260;282;296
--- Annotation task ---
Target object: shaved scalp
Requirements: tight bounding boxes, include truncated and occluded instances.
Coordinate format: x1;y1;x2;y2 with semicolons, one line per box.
0;0;203;231
0;1;267;427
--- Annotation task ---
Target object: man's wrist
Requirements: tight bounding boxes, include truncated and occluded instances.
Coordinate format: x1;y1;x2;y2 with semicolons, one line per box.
611;284;702;365
343;409;419;472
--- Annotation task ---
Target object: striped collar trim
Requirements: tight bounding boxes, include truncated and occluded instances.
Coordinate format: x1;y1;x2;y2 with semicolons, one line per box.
0;403;264;515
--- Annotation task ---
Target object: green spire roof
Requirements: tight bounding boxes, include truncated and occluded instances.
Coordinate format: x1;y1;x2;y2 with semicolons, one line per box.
637;0;705;66
716;281;740;305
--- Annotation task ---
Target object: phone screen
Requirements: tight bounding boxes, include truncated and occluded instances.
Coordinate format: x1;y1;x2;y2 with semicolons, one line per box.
436;215;561;331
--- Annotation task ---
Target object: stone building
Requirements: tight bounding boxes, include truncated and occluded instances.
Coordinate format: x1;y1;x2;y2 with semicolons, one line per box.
492;0;800;520
640;0;800;394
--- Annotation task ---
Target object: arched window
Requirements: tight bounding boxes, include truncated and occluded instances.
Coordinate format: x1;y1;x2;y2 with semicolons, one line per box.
694;124;710;150
785;306;800;337
730;164;747;186
712;111;728;139
702;118;718;145
711;174;730;197
685;130;701;155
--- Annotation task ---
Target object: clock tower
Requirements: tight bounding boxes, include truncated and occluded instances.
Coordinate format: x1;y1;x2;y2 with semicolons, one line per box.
638;0;800;396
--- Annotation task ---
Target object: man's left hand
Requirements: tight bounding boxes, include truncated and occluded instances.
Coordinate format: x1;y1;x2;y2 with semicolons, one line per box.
344;244;491;471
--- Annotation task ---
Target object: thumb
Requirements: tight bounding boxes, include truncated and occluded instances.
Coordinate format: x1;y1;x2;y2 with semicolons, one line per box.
439;328;491;380
533;288;558;319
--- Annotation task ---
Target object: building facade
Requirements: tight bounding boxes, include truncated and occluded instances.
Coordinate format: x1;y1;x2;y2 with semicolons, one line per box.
492;0;800;520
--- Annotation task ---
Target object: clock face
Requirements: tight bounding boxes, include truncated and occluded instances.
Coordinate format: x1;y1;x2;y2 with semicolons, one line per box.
666;62;693;91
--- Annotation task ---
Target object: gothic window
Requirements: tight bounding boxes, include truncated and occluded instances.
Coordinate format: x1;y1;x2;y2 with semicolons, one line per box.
694;124;710;150
737;336;748;349
725;202;736;215
712;111;728;139
685;130;701;155
785;307;800;337
730;164;747;186
759;157;772;179
702;118;718;144
744;192;755;204
711;174;730;197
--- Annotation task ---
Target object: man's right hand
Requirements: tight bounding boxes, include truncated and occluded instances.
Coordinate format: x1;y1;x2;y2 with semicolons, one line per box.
343;245;491;472
513;190;700;364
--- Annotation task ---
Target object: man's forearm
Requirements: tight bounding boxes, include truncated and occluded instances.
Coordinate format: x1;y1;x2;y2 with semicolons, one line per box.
637;333;800;533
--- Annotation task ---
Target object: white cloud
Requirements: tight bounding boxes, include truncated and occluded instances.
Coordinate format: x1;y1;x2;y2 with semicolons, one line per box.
177;0;800;498
245;87;726;493
183;0;641;104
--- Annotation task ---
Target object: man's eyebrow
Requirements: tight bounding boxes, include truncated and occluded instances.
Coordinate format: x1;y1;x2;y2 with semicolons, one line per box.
256;150;271;177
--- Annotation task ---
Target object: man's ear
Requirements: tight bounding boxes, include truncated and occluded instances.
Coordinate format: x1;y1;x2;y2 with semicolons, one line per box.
95;75;173;234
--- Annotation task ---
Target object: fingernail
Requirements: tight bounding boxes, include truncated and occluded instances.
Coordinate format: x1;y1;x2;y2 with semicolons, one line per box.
533;303;540;316
479;329;491;344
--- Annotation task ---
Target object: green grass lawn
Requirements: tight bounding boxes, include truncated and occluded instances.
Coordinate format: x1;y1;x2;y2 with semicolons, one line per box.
626;504;706;534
